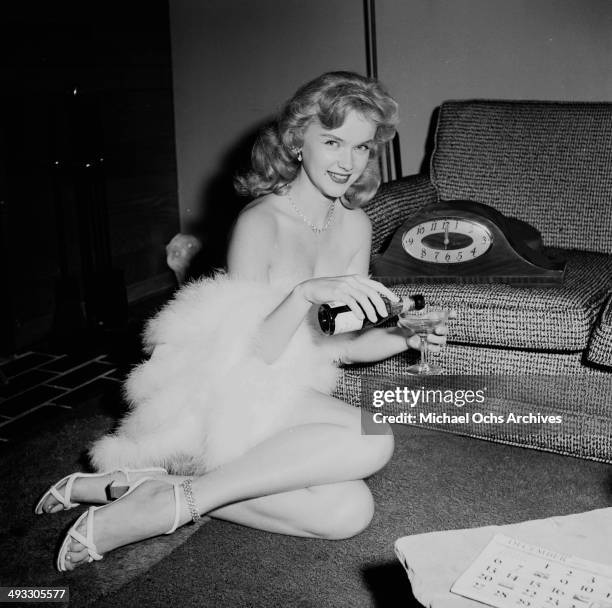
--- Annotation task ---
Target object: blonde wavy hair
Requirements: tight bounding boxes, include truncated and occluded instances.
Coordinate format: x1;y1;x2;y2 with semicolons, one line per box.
234;71;399;208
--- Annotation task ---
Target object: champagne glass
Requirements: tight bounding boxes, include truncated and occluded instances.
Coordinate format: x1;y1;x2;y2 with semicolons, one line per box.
398;308;450;375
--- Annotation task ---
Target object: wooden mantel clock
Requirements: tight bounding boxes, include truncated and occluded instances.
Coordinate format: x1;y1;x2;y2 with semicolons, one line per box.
372;200;566;286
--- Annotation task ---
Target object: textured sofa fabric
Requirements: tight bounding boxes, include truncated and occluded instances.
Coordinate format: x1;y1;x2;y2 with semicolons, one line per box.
336;100;612;463
587;296;612;367
389;250;612;351
335;352;612;463
427;100;612;356
430;101;612;254
367;173;439;256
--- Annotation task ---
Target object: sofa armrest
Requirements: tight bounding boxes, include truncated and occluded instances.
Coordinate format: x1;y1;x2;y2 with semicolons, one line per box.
366;174;438;256
586;294;612;368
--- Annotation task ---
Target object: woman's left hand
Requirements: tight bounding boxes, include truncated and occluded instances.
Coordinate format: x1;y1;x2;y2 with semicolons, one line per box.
166;233;202;283
403;309;457;352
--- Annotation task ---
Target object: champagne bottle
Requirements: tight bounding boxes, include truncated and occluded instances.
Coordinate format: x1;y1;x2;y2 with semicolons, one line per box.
318;294;425;335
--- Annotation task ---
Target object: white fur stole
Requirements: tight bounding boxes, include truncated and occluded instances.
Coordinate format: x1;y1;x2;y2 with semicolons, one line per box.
89;274;343;474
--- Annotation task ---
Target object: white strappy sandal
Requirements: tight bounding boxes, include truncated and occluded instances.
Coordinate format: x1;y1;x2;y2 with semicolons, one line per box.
34;467;168;514
56;477;185;572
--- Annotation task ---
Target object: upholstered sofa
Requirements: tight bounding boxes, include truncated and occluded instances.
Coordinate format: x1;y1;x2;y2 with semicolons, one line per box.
334;100;612;463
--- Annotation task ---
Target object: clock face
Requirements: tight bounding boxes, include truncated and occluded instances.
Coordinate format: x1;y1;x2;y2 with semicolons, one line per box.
402;218;493;264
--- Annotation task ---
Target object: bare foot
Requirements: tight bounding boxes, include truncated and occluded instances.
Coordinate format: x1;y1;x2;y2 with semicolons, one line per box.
39;470;167;514
60;479;192;571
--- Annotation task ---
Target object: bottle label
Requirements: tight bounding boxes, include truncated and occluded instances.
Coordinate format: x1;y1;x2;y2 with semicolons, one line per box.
333;310;364;334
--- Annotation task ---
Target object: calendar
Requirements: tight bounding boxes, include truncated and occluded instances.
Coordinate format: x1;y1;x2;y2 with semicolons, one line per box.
451;534;612;608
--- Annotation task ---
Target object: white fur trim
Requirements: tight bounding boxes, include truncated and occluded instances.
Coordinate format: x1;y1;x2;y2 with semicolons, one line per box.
89;275;342;474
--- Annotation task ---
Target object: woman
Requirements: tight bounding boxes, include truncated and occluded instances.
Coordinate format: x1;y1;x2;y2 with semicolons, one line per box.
36;72;449;570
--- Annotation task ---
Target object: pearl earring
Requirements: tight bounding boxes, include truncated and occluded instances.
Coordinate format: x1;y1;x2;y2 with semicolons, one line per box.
297;151;302;162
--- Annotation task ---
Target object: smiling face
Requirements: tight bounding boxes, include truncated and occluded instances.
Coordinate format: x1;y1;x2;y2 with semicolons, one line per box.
298;110;377;200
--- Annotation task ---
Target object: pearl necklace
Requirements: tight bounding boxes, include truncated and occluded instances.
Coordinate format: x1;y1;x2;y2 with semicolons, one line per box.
287;191;337;234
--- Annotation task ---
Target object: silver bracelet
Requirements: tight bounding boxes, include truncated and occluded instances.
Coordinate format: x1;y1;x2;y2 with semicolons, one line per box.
180;479;202;523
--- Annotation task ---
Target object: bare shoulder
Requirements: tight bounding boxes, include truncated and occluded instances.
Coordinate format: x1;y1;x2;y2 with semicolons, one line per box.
339;205;372;239
227;195;280;277
235;195;279;235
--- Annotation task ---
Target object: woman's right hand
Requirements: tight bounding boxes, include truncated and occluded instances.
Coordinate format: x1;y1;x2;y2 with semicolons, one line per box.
294;275;399;324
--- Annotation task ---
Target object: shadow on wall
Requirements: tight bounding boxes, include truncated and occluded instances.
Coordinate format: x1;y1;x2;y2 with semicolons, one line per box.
419;105;440;177
185;118;273;280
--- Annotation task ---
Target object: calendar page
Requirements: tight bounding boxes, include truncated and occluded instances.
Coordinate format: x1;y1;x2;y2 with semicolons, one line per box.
451;534;612;608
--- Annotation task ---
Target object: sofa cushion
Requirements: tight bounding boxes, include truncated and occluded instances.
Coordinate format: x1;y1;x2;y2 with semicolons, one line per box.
430;100;612;254
366;174;438;255
390;250;612;351
586;295;612;368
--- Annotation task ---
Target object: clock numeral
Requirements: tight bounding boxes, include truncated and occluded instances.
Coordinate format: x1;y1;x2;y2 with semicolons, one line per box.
402;218;492;265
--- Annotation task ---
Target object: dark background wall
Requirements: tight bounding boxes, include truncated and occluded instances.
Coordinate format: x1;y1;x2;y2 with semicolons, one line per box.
1;2;178;352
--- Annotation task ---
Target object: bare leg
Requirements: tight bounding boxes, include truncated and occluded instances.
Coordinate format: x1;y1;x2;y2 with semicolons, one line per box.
208;480;375;539
41;474;370;537
62;392;393;569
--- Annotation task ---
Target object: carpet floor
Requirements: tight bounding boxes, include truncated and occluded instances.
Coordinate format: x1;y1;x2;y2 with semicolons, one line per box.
1;392;611;607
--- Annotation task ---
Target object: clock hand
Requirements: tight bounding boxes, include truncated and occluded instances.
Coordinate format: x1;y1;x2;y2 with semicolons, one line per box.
444;224;449;249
